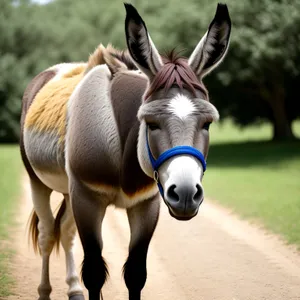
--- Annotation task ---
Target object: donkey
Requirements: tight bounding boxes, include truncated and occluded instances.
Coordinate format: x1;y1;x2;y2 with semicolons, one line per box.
20;3;231;300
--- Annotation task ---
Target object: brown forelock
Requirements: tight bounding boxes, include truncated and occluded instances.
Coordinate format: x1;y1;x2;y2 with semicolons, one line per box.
20;70;56;181
145;50;208;100
110;72;154;195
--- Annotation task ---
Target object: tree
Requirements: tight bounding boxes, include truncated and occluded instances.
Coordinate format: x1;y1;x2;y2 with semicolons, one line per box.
204;0;300;140
1;0;300;142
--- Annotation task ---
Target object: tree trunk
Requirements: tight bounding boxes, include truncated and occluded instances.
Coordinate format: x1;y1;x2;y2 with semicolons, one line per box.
271;110;295;141
262;85;296;141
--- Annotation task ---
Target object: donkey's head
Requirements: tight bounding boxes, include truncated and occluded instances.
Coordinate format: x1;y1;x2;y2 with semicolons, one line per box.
124;3;231;220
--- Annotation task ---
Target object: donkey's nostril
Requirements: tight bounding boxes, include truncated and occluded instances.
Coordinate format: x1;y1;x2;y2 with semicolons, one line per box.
193;184;203;202
167;184;179;202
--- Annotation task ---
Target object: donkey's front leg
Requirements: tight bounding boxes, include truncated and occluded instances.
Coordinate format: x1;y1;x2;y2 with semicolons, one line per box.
70;179;108;300
124;195;160;300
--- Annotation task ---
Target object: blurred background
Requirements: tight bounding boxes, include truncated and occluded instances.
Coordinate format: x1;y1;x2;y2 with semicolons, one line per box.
1;0;300;142
0;0;300;295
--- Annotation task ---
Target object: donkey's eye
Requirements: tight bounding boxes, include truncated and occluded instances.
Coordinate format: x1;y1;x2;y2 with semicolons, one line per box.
203;122;211;131
147;123;160;131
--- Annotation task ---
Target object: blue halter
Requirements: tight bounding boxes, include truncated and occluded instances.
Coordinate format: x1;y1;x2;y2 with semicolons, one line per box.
146;128;207;197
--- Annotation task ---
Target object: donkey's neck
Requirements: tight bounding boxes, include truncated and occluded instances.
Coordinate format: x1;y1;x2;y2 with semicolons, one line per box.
110;72;147;150
110;71;154;195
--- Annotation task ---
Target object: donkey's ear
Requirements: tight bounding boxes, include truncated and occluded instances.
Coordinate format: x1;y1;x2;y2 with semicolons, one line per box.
188;3;231;78
124;3;163;79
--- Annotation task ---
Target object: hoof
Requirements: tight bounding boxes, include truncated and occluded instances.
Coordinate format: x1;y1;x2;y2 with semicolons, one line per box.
69;294;85;300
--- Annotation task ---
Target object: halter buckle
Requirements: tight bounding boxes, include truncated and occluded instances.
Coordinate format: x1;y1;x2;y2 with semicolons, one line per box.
153;170;159;183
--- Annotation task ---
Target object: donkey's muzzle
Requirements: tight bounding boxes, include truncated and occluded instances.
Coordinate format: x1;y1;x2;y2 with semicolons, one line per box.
164;184;203;220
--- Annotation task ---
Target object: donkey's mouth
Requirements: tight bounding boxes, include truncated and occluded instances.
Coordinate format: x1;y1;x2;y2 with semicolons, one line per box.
166;200;203;221
169;210;197;221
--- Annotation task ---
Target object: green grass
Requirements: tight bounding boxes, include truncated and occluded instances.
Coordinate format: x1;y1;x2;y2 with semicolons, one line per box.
0;145;22;297
205;120;300;247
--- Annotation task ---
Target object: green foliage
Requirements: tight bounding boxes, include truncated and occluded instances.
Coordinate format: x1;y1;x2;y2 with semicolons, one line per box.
205;0;300;139
1;0;300;141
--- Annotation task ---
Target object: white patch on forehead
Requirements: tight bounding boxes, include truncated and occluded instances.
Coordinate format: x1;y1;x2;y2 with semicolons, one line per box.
168;94;196;120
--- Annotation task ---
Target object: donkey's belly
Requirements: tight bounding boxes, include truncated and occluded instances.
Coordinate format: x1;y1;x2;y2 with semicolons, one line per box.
34;169;68;194
24;128;69;193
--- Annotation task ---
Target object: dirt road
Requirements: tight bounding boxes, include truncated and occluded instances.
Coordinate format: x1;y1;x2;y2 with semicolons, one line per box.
6;177;300;300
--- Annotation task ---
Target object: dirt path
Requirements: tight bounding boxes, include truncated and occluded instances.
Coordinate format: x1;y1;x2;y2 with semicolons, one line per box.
5;176;300;300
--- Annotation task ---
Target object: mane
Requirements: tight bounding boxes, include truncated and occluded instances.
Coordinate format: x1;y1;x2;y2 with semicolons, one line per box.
145;50;208;100
107;45;137;71
85;44;137;74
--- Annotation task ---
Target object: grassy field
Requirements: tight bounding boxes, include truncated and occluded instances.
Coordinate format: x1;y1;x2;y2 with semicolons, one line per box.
205;120;300;247
0;146;22;297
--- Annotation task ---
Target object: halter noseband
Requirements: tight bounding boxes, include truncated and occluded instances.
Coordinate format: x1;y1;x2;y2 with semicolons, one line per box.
146;127;207;197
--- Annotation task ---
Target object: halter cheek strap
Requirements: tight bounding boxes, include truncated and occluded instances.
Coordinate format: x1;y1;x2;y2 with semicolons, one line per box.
146;128;207;197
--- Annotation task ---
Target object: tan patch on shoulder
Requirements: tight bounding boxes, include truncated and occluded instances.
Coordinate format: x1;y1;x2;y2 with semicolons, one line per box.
25;67;85;142
63;64;86;78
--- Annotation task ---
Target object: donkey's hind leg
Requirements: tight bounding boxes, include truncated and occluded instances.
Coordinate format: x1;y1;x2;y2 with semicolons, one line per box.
123;196;160;300
59;195;84;300
30;179;55;300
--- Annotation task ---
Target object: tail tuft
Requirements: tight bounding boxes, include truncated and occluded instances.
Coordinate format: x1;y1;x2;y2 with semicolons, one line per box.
28;197;66;255
28;209;40;254
53;198;67;253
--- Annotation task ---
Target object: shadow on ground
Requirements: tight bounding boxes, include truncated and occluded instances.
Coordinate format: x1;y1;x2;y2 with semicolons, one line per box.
208;140;300;168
